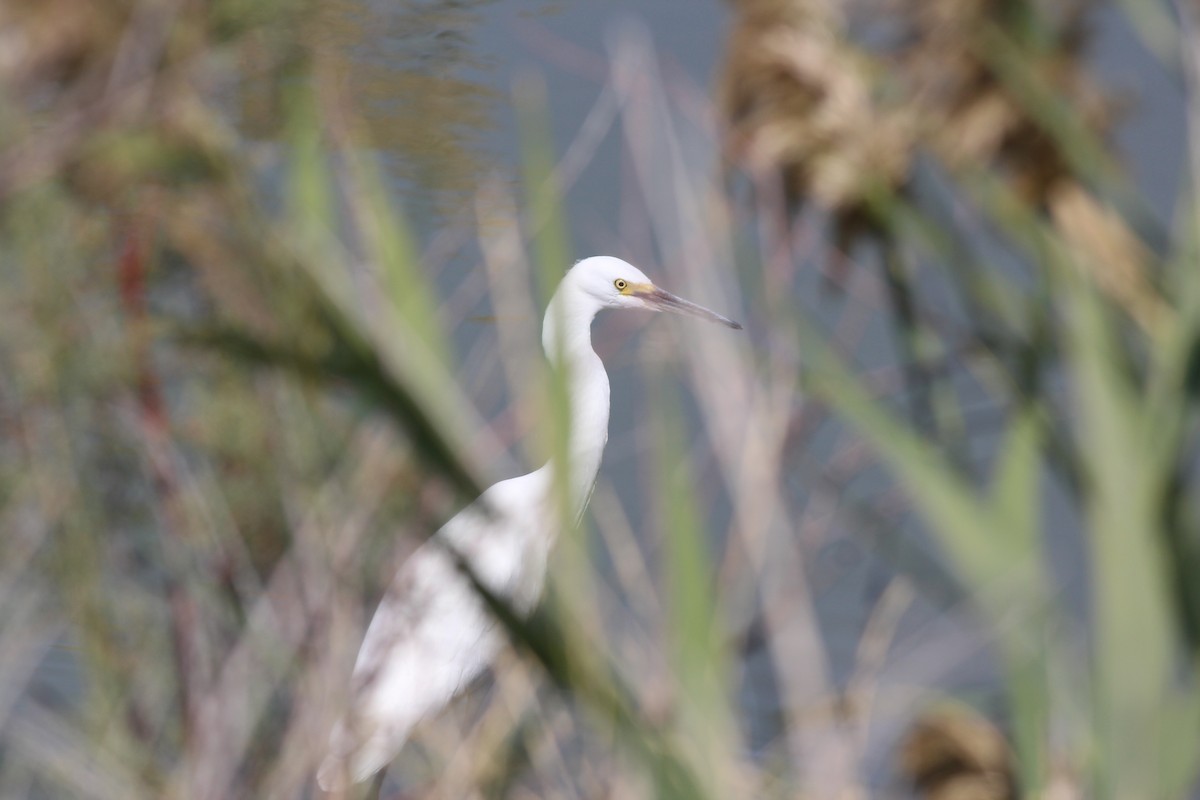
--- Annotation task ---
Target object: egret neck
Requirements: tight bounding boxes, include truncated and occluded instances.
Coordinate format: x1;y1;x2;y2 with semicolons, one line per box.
539;280;611;525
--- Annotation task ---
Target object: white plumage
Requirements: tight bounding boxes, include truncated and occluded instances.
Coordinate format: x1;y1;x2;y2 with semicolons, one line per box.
318;256;740;790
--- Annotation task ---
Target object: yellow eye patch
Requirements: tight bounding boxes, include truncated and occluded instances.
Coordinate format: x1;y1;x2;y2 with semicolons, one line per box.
615;279;655;296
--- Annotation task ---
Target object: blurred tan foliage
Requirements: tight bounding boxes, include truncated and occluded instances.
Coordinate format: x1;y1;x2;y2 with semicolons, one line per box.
898;705;1015;800
719;0;1165;331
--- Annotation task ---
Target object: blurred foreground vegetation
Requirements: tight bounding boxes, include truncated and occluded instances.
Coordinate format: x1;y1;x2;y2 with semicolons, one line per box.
0;0;1198;798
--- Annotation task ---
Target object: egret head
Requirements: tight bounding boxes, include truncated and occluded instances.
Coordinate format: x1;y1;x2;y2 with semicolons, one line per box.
569;256;742;329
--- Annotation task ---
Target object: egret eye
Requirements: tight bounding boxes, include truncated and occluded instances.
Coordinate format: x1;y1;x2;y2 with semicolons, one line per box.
614;278;628;291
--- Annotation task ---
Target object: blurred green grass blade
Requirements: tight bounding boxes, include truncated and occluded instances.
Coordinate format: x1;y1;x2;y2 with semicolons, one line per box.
965;138;1197;796
514;72;571;474
800;313;1058;791
513;74;604;642
1061;270;1178;798
271;82;488;503
541;354;604;688
650;379;734;788
1144;258;1200;475
796;317;1012;586
543;356;574;528
988;413;1048;794
1156;687;1200;796
515;74;572;305
284;85;333;262
1150;245;1200;654
654;383;717;672
989;411;1038;546
342;150;450;366
1003;640;1049;797
1115;0;1179;70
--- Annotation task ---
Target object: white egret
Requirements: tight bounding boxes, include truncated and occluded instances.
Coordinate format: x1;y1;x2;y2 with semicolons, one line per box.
317;256;740;790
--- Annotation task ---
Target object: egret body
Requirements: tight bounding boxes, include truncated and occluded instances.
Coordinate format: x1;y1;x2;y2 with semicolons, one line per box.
318;256;740;789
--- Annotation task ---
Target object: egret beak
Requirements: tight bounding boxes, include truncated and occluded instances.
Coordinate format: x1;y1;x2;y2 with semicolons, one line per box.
631;284;742;330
